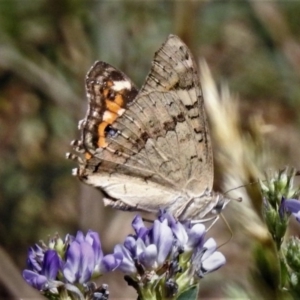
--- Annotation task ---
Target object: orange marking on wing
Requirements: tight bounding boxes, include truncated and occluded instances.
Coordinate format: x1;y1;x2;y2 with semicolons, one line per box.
97;114;117;148
114;94;124;107
96;88;124;148
97;111;119;148
103;88;109;98
105;98;123;114
98;136;107;148
103;111;118;124
98;122;108;148
85;152;92;160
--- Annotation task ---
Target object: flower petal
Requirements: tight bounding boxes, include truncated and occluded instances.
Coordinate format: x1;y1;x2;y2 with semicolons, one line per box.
284;199;300;214
293;211;300;222
42;250;60;280
114;244;136;274
22;270;48;291
78;241;94;283
139;244;157;269
152;220;173;265
100;253;123;273
132;215;148;238
202;251;226;274
170;221;188;246
75;231;85;243
135;238;147;257
27;245;44;272
187;224;206;249
202;238;217;261
86;230;103;264
124;236;137;254
63;241;81;283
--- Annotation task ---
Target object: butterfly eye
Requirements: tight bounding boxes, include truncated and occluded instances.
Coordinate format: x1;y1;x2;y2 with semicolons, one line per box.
212;195;226;215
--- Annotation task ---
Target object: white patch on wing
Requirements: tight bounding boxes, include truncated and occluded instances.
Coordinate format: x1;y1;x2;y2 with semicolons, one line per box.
103;111;115;121
92;111;100;118
117;108;125;116
112;80;131;91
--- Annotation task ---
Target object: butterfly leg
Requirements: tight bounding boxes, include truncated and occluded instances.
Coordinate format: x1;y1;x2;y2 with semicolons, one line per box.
191;216;220;232
174;198;195;220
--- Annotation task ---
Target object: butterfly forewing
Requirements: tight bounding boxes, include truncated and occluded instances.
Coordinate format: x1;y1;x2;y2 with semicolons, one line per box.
139;35;214;193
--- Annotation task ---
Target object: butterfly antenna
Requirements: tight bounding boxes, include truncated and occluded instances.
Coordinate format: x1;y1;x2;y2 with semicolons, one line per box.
205;216;219;231
224;181;259;195
224;168;300;195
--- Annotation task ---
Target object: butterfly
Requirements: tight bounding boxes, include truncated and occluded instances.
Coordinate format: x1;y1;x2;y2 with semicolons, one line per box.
67;34;231;221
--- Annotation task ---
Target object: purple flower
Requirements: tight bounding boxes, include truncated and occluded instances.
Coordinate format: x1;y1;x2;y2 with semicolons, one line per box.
158;211;226;276
113;212;226;299
23;249;60;291
159;210;207;264
63;230;122;283
22;215;226;300
159;211;224;275
63;235;95;283
194;238;226;277
26;244;45;273
114;237;137;274
23;270;48;291
114;216;173;274
280;197;300;222
23;229;122;299
170;220;206;252
132;215;149;238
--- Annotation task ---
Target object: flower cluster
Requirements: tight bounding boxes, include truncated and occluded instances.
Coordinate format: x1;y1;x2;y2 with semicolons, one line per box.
23;212;226;300
259;167;300;296
113;211;225;299
23;231;120;299
260;167;300;248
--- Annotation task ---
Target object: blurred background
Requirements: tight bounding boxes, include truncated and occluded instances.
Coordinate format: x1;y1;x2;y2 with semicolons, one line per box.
1;1;300;299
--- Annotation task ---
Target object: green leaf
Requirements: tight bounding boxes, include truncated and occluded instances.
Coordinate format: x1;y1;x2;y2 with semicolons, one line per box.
176;285;199;300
